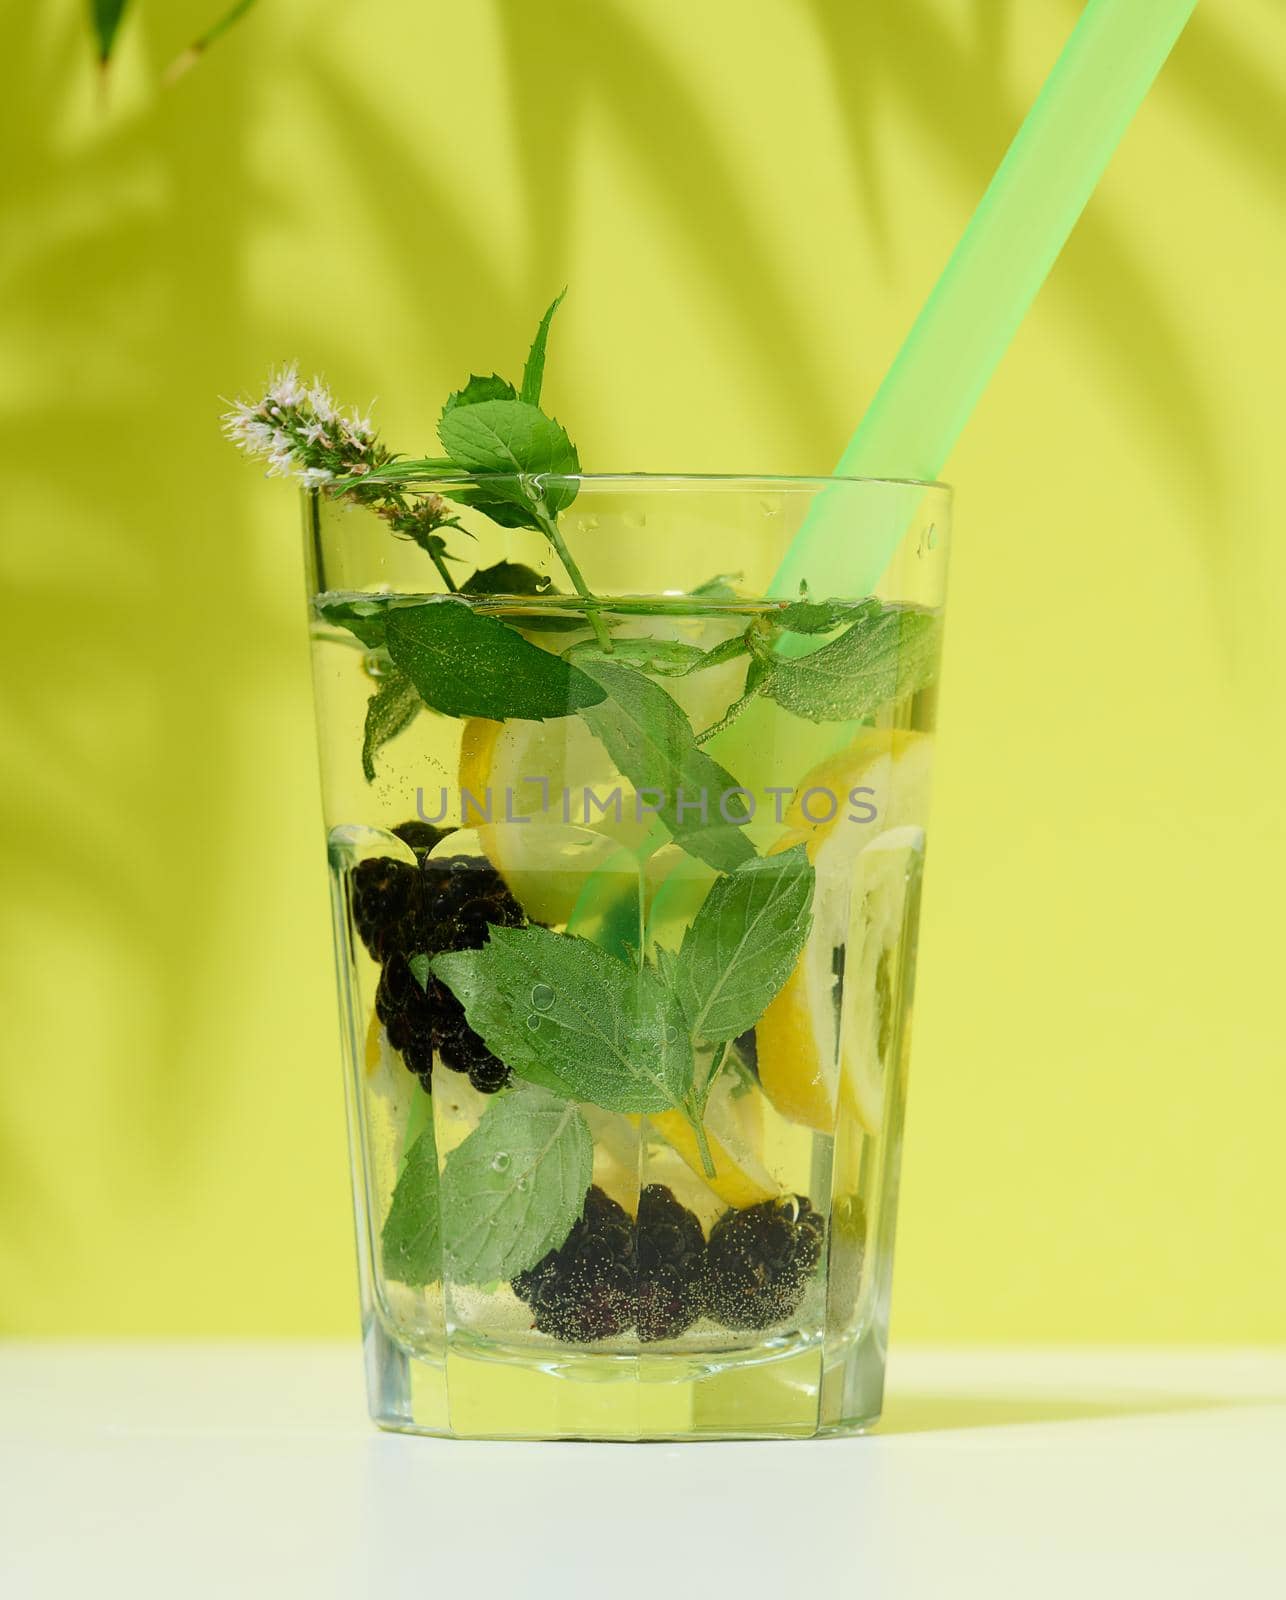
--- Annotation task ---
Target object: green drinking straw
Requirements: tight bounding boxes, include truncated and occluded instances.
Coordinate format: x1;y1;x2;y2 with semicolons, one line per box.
770;0;1200;601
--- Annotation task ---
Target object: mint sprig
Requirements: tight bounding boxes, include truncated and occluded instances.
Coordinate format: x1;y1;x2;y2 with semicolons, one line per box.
438;1084;592;1286
758;601;942;723
520;287;566;406
361;664;422;781
432;927;694;1114
575;657;756;873
381;1084;595;1290
384;599;606;721
696;599;942;741
381;1121;442;1289
671;845;815;1045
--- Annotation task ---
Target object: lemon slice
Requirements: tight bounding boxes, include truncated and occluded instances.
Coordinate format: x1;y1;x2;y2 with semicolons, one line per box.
756;729;931;1132
840;824;924;1132
458;715;653;925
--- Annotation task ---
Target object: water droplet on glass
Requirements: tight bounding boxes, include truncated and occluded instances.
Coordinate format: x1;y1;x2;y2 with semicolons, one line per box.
531;983;555;1012
516;1177;529;1193
526;1013;541;1031
663;1023;678;1044
491;1152;511;1173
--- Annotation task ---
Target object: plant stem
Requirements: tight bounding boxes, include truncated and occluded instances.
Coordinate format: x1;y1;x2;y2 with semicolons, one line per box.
695;687;759;746
536;508;612;651
428;546;458;593
698;1040;732;1116
686;1109;717;1181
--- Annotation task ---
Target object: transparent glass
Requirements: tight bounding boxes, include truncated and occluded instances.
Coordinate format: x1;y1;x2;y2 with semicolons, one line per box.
303;473;950;1439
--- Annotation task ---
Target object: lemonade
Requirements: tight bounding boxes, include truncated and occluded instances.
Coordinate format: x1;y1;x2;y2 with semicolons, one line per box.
305;474;947;1439
228;307;949;1436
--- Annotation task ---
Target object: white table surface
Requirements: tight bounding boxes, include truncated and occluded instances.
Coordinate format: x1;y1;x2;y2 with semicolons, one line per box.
2;1343;1283;1597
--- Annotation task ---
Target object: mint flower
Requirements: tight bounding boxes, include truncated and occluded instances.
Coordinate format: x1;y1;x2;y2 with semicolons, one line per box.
224;363;463;591
222;365;386;485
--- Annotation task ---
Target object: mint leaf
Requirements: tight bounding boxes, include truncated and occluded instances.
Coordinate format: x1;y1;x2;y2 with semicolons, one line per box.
361;664;423;782
771;599;868;634
759;603;941;723
432;926;693;1113
520;290;566;407
692;573;743;601
408;953;431;991
674;845;815;1043
460;561;553;596
381;1121;441;1288
384;599;605;720
315;595;389;649
438;399;579;517
568;632;750;678
443;374;517;414
439;1084;592;1285
574;658;756;873
567;638;708;678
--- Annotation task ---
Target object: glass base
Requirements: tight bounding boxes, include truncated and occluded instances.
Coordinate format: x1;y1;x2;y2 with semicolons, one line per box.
362;1314;887;1440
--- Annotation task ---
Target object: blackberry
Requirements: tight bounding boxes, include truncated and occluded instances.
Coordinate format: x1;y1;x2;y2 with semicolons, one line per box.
512;1187;637;1342
351;856;422;961
705;1195;825;1331
392;819;451;861
360;845;524;1094
419;854;526;953
375;951;434;1046
428;975;512;1094
636;1184;707;1342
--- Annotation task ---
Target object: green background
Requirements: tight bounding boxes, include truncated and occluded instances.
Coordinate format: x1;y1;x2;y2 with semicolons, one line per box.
2;0;1283;1341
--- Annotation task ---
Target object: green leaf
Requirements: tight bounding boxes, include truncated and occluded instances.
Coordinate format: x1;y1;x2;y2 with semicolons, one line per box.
362;665;423;782
673;845;815;1043
92;0;130;63
520;290;566;407
441;481;545;532
771;599;869;635
461;563;588;632
460;561;553;596
691;573;743;601
443;374;517;414
437;399;580;517
686;632;755;673
566;638;708;678
432;926;694;1113
439;1084;592;1285
574;658;756;873
408;953;431;991
381;1122;441;1288
759;603;942;723
384;599;605;721
314;595;389;649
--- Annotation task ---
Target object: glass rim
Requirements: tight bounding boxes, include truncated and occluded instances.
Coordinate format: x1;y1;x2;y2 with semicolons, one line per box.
324;469;952;495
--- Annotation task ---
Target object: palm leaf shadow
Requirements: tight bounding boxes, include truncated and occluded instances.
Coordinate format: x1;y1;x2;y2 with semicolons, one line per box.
291;40;524;396
494;0;593;312
496;0;845;465
0;9;291;1266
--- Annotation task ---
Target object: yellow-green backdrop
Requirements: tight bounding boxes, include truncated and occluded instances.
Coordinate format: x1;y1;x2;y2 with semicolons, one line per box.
2;0;1283;1342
